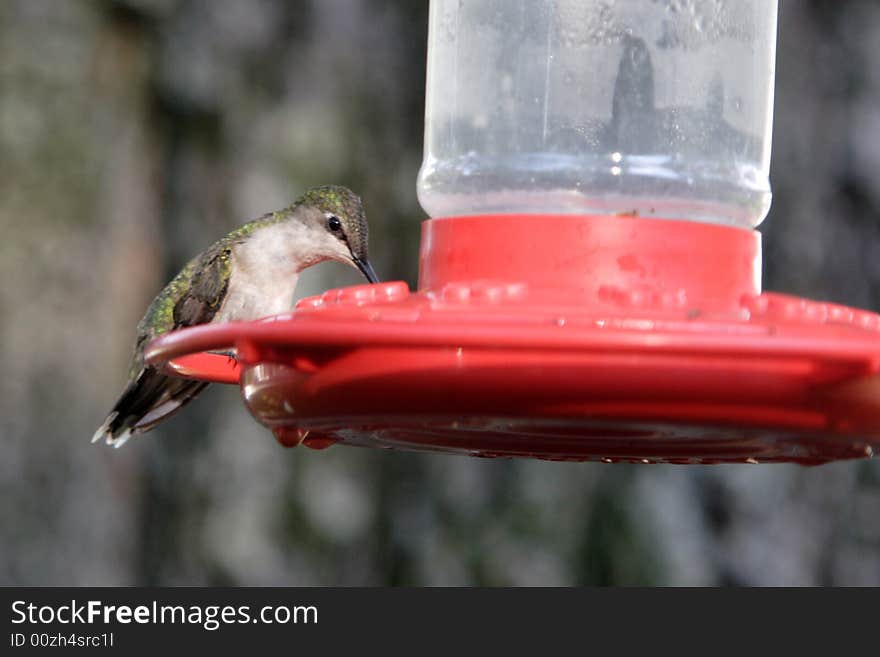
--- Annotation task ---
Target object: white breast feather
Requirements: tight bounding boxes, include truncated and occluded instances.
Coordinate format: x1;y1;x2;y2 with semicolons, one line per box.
214;222;316;322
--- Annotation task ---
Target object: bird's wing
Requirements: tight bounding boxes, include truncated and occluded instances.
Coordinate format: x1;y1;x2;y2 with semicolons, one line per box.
172;247;232;328
95;246;236;446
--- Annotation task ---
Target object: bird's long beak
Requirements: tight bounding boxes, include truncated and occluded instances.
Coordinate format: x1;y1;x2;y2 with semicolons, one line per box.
354;257;380;284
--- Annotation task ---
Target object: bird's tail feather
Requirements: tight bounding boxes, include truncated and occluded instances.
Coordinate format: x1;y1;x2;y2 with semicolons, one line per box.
92;367;209;447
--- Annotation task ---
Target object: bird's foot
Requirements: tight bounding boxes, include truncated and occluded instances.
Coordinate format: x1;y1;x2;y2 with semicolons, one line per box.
208;349;238;364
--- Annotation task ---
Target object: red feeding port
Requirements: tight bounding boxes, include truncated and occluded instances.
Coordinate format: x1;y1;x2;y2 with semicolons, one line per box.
146;213;880;465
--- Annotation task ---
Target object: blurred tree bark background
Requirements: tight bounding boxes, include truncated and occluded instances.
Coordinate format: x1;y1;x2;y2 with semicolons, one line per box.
1;0;879;585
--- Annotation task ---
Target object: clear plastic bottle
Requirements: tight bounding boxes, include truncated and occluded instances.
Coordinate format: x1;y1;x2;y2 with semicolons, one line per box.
417;0;778;228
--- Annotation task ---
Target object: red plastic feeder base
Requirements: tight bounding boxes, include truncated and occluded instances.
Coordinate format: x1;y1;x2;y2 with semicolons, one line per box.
146;214;880;465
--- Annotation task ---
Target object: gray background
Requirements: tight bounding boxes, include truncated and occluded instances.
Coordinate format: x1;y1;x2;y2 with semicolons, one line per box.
1;0;879;585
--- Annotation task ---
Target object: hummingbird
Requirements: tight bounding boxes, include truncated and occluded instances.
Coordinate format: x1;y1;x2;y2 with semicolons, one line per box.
92;185;379;448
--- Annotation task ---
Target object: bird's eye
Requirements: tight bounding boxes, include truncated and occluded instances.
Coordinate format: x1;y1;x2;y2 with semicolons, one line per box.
327;215;342;232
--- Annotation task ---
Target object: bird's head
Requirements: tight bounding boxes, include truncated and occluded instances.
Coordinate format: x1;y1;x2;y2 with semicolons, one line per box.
291;185;379;283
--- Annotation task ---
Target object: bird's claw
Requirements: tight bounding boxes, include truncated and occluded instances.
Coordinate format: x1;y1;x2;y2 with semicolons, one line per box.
207;349;238;364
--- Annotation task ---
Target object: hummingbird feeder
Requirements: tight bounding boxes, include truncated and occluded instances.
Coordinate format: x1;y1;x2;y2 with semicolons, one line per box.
147;0;880;465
